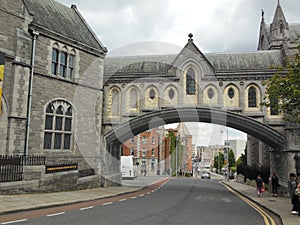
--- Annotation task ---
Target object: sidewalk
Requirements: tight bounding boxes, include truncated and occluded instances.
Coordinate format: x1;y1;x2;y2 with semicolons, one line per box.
223;180;300;225
0;176;169;215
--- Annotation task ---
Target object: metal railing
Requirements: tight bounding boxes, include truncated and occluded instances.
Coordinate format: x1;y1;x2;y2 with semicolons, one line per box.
0;155;46;182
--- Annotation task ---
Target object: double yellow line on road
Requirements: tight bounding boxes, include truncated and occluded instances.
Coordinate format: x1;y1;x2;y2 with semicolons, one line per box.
223;184;277;225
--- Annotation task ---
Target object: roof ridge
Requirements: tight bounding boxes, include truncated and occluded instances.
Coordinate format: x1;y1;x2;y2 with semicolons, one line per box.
70;4;107;53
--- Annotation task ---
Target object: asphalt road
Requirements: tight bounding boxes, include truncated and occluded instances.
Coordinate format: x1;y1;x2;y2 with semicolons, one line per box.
2;178;281;225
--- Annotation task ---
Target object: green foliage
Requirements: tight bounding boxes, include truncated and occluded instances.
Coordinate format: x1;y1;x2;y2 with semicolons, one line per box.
228;149;236;168
261;45;300;123
213;152;224;170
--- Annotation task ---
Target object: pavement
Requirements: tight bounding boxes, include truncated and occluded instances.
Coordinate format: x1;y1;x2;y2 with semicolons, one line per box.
0;175;299;225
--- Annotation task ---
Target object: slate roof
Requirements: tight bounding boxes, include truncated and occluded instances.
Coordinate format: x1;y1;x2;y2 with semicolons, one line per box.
104;50;283;83
24;0;106;52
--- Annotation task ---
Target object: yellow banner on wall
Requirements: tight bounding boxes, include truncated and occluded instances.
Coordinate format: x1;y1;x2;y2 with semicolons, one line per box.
0;52;4;114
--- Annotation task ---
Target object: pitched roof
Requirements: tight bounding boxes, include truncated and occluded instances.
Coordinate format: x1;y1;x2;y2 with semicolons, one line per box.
23;0;106;53
104;50;283;83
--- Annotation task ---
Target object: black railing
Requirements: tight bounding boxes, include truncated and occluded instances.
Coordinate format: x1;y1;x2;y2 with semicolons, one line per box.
0;155;46;182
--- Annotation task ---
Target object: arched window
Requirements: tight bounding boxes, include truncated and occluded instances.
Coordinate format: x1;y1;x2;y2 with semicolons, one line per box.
51;48;59;75
68;53;75;80
207;88;214;99
149;89;156;100
60;51;67;77
270;98;279;115
279;20;283;34
186;67;195;95
44;100;73;150
51;45;76;80
111;89;120;116
228;87;235;99
248;87;257;107
169;88;174;99
130;88;138;109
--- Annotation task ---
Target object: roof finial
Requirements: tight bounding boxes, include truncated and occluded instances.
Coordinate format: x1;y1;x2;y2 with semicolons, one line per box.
188;33;193;42
261;9;264;19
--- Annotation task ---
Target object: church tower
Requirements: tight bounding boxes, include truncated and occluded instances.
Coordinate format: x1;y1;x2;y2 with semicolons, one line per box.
269;0;289;49
257;0;290;50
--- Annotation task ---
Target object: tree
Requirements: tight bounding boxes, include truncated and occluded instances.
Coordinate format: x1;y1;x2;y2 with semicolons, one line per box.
261;45;300;123
228;149;236;168
213;152;224;172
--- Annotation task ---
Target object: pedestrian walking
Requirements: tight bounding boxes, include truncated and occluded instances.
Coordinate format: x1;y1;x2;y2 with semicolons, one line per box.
288;172;299;215
271;173;279;197
256;174;264;197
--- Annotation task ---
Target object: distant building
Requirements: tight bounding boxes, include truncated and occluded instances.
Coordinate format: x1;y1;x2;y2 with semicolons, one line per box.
122;127;171;175
228;140;246;160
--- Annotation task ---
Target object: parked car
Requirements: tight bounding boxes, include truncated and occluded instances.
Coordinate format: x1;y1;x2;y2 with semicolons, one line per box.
201;171;211;179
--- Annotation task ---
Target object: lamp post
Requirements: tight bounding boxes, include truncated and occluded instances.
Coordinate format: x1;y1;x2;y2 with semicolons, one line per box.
226;127;229;181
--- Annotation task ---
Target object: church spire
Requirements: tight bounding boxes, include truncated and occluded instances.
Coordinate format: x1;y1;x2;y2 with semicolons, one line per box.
271;0;288;31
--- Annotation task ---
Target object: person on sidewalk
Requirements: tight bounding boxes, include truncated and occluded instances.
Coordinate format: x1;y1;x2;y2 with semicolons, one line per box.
297;175;300;216
256;174;264;197
288;172;299;215
271;173;279;197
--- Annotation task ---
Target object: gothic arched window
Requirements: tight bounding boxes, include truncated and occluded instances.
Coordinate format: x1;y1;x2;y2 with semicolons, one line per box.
228;87;235;99
44;100;73;150
149;89;156;100
207;88;214;99
270;98;279;115
186;67;196;95
130;88;138;109
111;89;120;116
248;87;257;107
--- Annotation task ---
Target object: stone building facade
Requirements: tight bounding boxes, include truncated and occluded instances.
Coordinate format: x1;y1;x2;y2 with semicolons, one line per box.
103;1;299;185
0;0;107;191
0;0;299;191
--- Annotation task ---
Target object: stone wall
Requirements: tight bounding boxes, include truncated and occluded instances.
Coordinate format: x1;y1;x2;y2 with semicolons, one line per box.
0;165;103;194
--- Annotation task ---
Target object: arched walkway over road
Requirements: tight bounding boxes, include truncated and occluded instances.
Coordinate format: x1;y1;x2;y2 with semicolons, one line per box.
105;107;285;149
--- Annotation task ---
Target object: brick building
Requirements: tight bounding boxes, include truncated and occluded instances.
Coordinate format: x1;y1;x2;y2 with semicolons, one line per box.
122;127;171;175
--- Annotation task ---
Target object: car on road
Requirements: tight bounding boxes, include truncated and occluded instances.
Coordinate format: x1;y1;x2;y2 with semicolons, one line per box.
201;171;211;179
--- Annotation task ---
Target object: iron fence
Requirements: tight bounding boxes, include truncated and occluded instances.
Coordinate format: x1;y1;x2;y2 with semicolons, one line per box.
0;155;46;182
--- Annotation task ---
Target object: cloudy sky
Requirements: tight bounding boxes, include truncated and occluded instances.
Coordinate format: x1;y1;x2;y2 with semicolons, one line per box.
56;0;299;146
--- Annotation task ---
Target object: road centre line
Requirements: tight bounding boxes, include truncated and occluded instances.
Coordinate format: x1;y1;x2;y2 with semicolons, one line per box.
1;219;28;224
47;212;66;217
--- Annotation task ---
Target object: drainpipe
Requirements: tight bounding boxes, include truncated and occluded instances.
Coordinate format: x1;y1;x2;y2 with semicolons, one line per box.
24;30;39;156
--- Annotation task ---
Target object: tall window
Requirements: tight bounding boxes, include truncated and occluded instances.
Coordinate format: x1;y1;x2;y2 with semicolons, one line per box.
111;89;120;117
51;47;75;80
68;54;75;79
130;88;138;109
270;99;279;115
51;48;59;75
60;52;67;77
248;87;257;107
44;100;73;150
186;67;196;95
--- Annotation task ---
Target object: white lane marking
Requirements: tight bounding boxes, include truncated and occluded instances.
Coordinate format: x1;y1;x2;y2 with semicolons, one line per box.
119;198;127;202
147;192;151;194
102;202;113;206
47;212;66;217
80;206;94;210
1;219;28;224
139;194;144;197
130;196;137;199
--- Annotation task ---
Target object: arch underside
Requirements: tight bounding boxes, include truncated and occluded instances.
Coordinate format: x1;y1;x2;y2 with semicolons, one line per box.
105;107;285;149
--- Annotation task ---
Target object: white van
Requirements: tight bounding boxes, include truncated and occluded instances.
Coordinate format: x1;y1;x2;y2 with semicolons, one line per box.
120;156;138;179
